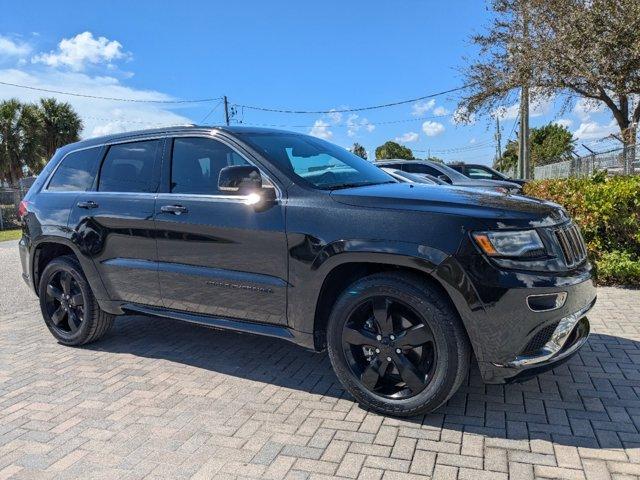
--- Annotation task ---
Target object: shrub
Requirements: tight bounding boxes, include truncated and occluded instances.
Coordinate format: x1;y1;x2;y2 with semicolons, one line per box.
523;174;640;286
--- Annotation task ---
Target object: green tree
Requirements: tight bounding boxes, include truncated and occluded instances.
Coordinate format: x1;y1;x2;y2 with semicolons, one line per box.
375;141;414;160
427;156;445;164
39;98;82;170
494;123;574;171
0;99;43;187
458;0;640;151
529;123;574;166
350;142;368;159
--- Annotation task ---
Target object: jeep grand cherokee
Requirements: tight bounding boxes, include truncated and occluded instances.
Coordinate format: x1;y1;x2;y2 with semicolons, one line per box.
18;126;596;416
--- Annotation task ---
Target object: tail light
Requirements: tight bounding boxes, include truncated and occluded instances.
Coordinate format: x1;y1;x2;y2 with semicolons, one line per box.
17;200;29;221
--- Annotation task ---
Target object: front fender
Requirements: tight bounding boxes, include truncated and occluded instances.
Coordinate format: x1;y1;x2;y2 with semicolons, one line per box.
287;238;450;336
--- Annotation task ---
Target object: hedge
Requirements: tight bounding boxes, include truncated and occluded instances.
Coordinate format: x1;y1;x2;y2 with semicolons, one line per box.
523;173;640;286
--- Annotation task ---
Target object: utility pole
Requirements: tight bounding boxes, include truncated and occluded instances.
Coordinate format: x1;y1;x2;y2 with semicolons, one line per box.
223;95;230;126
517;2;531;180
494;117;502;166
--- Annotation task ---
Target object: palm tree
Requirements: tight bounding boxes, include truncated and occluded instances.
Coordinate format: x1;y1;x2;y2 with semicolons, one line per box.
0;99;43;188
39;98;82;167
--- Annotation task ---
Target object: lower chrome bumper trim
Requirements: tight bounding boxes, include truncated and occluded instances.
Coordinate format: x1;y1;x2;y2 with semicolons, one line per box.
496;298;595;368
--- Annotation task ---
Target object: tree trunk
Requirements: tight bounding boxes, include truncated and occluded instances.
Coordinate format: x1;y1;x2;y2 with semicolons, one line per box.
624;125;637;174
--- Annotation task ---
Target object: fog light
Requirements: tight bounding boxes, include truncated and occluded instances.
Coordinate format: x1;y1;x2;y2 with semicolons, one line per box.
527;292;567;312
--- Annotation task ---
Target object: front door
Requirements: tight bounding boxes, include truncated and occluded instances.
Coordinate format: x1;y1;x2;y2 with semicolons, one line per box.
69;138;163;307
154;136;288;324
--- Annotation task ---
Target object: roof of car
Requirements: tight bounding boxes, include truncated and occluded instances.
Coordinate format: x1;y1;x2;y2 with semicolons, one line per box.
57;125;307;153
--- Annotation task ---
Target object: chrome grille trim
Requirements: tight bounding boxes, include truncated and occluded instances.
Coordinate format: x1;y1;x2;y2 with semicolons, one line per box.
554;223;587;268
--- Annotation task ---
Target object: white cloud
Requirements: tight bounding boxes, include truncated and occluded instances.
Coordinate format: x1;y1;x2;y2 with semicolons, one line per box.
326;109;342;125
346;114;375;137
494;96;553;120
554;118;573;128
394;132;419;143
0;68;192;138
411;99;435;116
0;36;31;58
309;119;333;139
573;98;605;121
573;119;618;140
422;120;445;137
32;32;127;71
469;138;477;144
433;106;449;116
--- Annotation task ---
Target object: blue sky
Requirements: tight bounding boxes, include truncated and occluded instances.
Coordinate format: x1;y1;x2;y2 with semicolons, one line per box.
0;1;621;164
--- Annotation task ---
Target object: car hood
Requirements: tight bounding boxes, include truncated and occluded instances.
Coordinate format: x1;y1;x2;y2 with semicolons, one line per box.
329;182;568;228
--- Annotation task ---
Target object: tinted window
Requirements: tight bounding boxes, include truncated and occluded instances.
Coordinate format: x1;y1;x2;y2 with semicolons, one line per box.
402;163;442;177
466;167;497;180
240;133;393;189
48;147;101;191
171;138;250;194
98;140;160;193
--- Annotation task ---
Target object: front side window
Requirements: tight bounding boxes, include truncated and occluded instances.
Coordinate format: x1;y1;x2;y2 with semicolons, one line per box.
170;137;251;194
98;140;160;193
402;163;442;177
48;147;101;191
239;133;393;190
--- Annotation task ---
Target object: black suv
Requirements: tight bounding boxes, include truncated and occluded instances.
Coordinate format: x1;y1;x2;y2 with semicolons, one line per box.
18;126;595;416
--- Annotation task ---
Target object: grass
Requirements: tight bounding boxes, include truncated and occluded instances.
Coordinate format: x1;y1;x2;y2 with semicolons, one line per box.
0;229;21;242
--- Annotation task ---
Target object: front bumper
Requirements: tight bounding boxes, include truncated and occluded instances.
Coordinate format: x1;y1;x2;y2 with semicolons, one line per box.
434;254;596;384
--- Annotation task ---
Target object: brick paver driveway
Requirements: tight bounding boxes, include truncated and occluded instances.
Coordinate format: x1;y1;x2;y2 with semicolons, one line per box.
1;239;639;480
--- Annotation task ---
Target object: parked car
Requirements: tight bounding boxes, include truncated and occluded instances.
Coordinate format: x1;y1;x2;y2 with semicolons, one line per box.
18;126;595;416
376;159;522;194
380;167;445;185
448;162;527;187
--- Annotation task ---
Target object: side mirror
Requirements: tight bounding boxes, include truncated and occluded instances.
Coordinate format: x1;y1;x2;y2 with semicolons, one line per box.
438;174;452;184
218;165;262;194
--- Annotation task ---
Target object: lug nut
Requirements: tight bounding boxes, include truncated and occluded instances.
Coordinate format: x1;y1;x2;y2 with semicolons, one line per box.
376;335;382;341
396;348;401;354
375;348;380;354
386;357;392;362
390;335;395;340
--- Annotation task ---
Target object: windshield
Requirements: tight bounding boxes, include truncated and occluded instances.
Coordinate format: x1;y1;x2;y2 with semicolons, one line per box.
239;132;395;189
429;162;471;182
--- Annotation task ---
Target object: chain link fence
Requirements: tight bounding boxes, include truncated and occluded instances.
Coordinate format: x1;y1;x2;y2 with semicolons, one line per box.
0;177;35;230
534;146;638;180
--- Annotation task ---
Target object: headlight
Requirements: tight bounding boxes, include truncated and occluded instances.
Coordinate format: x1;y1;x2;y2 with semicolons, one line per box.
472;230;546;257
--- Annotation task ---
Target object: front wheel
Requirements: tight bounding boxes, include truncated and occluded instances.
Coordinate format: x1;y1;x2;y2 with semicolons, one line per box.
38;255;114;346
327;272;470;417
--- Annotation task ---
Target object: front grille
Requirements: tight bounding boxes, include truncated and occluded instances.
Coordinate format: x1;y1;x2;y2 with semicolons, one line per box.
521;322;559;356
554;223;587;267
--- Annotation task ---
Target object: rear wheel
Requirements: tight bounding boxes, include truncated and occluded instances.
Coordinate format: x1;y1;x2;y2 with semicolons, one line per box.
38;255;114;346
327;272;470;416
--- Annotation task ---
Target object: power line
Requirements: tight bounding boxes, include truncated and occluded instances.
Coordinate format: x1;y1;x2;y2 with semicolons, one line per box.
0;80;221;104
230;84;474;114
237;112;453;129
199;100;223;123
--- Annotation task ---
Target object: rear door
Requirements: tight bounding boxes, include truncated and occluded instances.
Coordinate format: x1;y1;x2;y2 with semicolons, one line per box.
69;138;163;307
154;135;288;324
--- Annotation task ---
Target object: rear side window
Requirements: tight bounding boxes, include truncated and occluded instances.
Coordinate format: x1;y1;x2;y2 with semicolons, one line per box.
98;140;160;193
47;147;101;191
170;137;250;194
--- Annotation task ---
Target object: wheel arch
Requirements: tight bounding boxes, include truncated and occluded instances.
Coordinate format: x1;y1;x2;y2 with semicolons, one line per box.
297;242;485;365
31;237;111;305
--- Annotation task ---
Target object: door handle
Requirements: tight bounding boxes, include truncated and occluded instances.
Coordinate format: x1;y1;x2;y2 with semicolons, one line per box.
77;200;99;209
160;204;188;215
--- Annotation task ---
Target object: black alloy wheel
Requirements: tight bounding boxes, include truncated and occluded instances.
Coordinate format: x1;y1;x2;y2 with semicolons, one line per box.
342;296;437;399
38;255;115;346
44;270;85;334
327;272;470;417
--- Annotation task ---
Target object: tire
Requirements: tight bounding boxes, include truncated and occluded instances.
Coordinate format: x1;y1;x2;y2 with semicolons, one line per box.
38;255;114;346
327;272;470;417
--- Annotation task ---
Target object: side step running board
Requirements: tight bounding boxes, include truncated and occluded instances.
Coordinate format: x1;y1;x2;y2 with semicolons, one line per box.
120;303;315;349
